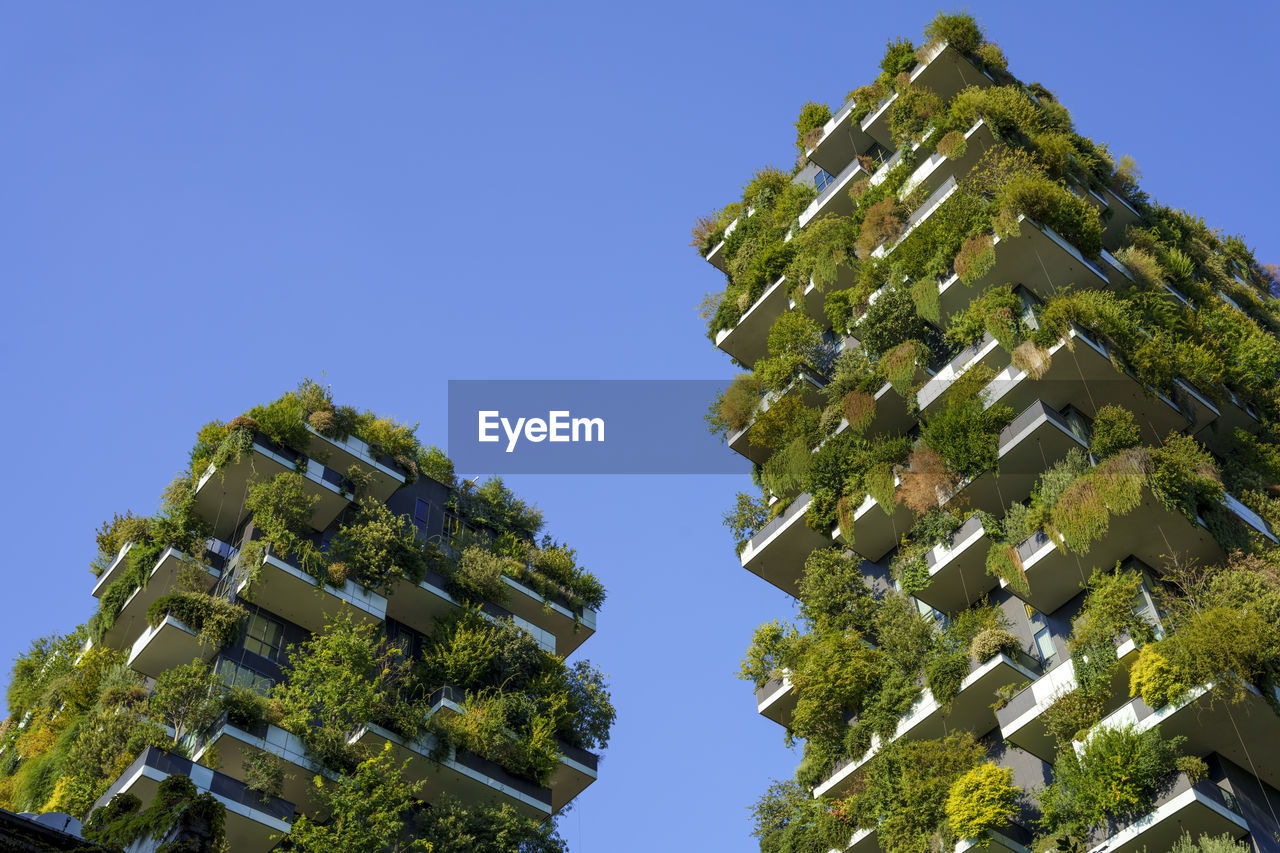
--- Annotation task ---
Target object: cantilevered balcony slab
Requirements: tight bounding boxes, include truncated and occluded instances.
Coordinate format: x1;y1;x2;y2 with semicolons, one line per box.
1097;682;1280;791
917;333;1007;418
740;494;832;596
755;673;796;728
1196;388;1262;454
100;547;222;652
715;275;790;368
236;551;386;633
938;218;1110;323
548;739;598;811
305;425;407;503
1006;492;1220;615
93;746;294;853
860;42;991;150
127;614;216;679
349;723;554;819
805;95;877;177
996;638;1143;762
952;401;1089;516
832;381;915;443
384;568;557;654
914;514;996;614
728;371;828;465
900;119;995;202
499;574;597;657
832;484;914;563
815;651;1038;799
91;542;135;598
194;434;350;539
1099;187;1142;251
798;158;872;228
1083;771;1247;853
191;714;336;817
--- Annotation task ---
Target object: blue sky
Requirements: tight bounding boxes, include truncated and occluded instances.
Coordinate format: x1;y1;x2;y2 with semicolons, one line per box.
2;1;1278;849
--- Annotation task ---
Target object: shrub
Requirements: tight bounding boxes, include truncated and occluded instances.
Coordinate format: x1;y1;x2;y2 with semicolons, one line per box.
881;340;925;394
855;197;906;259
889;85;944;145
146;592;247;649
1129;643;1187;709
327;498;430;593
788;214;858;290
1011;340;1052;379
739;621;797;688
1040;689;1103;752
995;172;1103;257
970;628;1020;662
757;312;825;392
848;81;888;123
1039;723;1184;835
945;763;1017;840
750;395;820;451
708;373;761;437
1051;451;1145;553
945;285;1023;349
881;37;917;77
859;286;930;357
936;129;967;160
760;436;811;499
1090;405;1143;459
220;686;272;730
794;101;832;153
923;11;984;55
953;233;995;284
898;445;953;514
1171;835;1254;853
842;390;877;433
921;377;1012;480
974;42;1007;72
1149;432;1223;522
925;650;970;705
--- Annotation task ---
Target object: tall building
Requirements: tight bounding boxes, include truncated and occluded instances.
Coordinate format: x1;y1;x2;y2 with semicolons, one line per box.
0;381;611;851
695;13;1280;853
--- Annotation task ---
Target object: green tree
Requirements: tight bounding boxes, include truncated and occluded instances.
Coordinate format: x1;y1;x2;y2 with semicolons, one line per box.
284;743;431;853
149;660;220;746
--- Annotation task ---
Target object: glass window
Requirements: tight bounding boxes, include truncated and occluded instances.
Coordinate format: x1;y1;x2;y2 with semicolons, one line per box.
1034;627;1058;666
243;613;284;661
414;499;430;532
215;658;273;695
813;168;835;192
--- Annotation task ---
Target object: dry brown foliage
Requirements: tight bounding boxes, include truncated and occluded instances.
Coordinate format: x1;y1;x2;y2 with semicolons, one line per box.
897;445;955;514
954;233;995;284
1011;340;1052;379
843;390;877;433
855;197;905;258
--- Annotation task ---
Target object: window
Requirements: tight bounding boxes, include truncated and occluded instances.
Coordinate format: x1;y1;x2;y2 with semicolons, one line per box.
243;613;284;661
813;168;836;192
443;511;462;547
414;499;430;532
215;658;273;694
1034;627;1058;667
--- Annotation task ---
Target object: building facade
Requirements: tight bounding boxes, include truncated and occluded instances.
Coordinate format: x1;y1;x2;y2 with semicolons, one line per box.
0;382;610;851
696;13;1280;853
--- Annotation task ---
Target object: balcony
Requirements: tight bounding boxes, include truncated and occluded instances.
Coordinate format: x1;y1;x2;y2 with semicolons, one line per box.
815;650;1039;798
913;514;996;614
127;614;217;679
1082;770;1247;853
1197;387;1262;454
194;432;351;539
804;95;878;177
937;216;1110;323
728;369;829;465
383;567;557;654
715;275;791;368
1098;187;1142;251
740;494;833;596
956;825;1034;853
979;326;1193;447
798;158;872;229
899;119;995;202
1093;680;1280;791
1006;492;1222;615
996;637;1143;762
99;546;224;652
755;673;796;728
233;549;387;634
872;176;960;261
916;332;1008;417
304;425;407;503
950;400;1090;516
499;574;596;657
348;720;555;819
190;713;337;817
94;746;294;852
831;479;915;563
91;542;134;598
859;42;992;151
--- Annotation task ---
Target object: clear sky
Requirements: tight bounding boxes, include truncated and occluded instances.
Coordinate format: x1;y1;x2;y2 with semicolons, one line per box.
2;1;1278;849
